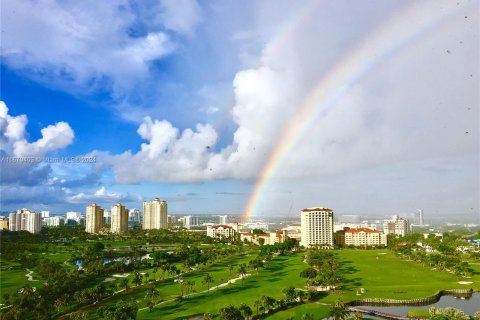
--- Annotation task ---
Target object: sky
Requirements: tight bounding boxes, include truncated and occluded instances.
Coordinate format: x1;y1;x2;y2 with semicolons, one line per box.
0;0;479;220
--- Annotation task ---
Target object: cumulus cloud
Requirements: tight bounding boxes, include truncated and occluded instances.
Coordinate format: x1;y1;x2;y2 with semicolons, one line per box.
1;0;200;97
67;186;137;204
101;0;478;187
0;101;75;184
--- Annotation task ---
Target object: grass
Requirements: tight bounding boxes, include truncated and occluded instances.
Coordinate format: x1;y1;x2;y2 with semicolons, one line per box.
271;249;479;319
137;252;308;320
0;259;40;303
72;250;262;319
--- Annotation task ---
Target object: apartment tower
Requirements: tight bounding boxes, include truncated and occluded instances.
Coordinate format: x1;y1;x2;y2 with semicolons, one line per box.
300;207;334;248
8;209;41;234
85;204;104;234
111;203;128;233
143;198;168;230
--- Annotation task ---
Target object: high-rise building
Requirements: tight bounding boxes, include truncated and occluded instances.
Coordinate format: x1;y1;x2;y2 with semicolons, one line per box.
383;215;410;236
8;209;41;234
300;207;334;248
111;204;128;234
0;217;8;230
128;208;142;226
103;211;111;225
41;211;50;218
219;215;228;224
183;215;199;229
414;209;424;225
43;216;65;227
143;198;168;230
65;211;82;225
85;204;104;234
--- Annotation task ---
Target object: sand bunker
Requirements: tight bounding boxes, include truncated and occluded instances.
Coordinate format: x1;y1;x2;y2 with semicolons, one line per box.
458;281;473;285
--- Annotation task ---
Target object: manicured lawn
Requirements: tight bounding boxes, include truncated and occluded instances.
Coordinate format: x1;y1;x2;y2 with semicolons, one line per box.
137;252;308;320
0;259;40;304
72;250;262;319
271;249;479;319
334;249;479;301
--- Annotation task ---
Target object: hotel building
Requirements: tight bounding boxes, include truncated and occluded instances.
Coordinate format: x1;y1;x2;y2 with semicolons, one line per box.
111;203;128;233
300;207;334;248
143;198;168;230
207;225;235;238
335;228;387;247
85;204;104;234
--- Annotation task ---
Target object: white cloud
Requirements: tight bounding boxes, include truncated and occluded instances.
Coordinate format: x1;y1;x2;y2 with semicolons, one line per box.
0;101;75;184
157;0;202;34
1;0;200;97
0;101;74;157
67;186;134;204
103;0;478;190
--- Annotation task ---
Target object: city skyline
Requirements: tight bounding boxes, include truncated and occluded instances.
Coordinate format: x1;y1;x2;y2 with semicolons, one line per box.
1;0;478;218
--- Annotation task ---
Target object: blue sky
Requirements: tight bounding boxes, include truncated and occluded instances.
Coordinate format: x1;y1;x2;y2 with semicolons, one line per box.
1;0;478;221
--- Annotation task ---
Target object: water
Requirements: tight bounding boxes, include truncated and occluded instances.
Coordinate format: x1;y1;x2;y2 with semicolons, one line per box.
359;293;480;316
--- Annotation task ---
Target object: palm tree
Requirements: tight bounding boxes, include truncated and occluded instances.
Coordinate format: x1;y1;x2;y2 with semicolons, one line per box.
239;303;253;319
132;271;143;287
328;299;349;320
202;273;214;291
203;312;214;320
254;299;262;315
228;264;234;275
145;286;160;302
349;312;363;320
302;313;314;320
146;300;155;313
237;263;248;286
119;277;129;291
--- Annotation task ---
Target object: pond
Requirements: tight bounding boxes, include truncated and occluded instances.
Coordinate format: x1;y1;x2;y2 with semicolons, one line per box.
358;292;480;316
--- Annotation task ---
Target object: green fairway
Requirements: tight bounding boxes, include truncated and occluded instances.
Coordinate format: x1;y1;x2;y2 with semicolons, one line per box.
270;249;479;319
334;249;479;301
0;260;40;304
134;249;480;319
73;249;262;319
137;252;308;320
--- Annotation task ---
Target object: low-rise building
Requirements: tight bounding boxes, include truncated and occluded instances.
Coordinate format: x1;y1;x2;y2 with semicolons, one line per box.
207;225;235;238
0;217;9;230
336;228;387;247
241;230;288;245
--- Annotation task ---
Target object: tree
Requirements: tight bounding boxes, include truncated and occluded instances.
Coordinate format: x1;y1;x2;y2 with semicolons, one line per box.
228;264;234;275
132;271;143;287
282;286;296;302
203;313;214;320
428;307;470;320
237;263;248;286
349;312;363;320
119;278;129;291
327;300;349;320
145;286;160;302
219;305;243;320
202;273;214;291
146;300;154;313
254;299;262;315
239;303;253;319
97;300;138;320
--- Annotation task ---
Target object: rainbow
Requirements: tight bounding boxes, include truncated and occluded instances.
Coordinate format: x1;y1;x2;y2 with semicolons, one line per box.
241;1;465;220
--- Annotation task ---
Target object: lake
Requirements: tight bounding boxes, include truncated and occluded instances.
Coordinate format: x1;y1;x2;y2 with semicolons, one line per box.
358;292;480;316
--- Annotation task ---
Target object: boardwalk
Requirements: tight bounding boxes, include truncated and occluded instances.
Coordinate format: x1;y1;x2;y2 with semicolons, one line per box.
349;306;411;320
